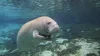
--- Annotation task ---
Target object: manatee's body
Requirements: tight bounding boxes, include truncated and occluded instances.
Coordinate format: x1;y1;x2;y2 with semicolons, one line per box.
11;16;59;53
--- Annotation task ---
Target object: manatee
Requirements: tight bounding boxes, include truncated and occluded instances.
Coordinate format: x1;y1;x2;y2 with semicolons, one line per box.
10;16;59;53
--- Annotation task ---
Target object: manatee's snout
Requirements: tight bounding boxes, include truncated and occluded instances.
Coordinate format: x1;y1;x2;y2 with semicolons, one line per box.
49;24;59;34
53;25;59;32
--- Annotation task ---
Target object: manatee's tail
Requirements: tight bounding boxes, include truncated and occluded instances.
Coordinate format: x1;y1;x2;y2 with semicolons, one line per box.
10;48;18;53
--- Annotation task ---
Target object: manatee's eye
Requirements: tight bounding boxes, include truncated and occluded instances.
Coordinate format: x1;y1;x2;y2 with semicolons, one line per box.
47;22;51;25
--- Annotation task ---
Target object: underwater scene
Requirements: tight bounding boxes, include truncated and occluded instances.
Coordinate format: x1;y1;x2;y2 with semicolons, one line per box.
0;0;100;56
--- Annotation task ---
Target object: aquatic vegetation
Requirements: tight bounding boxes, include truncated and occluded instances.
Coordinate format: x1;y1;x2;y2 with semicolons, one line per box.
0;48;9;55
37;50;57;56
16;38;99;56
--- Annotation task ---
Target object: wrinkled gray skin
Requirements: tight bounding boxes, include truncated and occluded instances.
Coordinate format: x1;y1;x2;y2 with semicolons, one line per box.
10;16;59;53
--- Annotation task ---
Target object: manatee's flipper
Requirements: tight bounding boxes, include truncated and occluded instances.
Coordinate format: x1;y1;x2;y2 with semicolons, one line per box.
33;30;46;39
10;48;18;53
39;33;52;40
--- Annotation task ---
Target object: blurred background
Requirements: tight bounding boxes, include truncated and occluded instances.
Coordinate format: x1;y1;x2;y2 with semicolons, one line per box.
0;0;100;24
